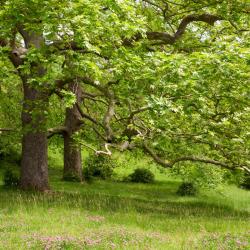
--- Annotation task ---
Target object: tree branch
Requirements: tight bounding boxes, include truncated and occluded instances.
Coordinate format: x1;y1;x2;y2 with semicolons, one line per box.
47;126;68;138
75;102;104;129
125;13;222;45
174;13;222;40
79;142;112;156
103;90;115;142
142;142;249;173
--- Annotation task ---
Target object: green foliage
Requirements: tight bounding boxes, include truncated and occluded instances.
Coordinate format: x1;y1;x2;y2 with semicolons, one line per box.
125;168;155;183
0;146;21;166
223;169;245;186
83;154;115;180
0;0;249;191
240;173;250;190
3;169;19;188
171;164;225;190
177;182;198;196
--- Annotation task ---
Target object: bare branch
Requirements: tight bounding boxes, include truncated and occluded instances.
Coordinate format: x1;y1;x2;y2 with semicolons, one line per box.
96;143;112;156
79;142;112;156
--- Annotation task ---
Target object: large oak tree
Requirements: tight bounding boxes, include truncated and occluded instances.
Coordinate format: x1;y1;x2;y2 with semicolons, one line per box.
0;0;249;190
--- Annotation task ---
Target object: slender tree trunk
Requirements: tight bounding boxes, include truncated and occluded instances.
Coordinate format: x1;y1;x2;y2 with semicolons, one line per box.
63;82;83;182
63;133;83;182
20;82;49;191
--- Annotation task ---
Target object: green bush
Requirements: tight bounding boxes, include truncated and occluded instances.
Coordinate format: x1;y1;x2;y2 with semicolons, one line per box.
177;182;197;196
0;149;21;166
223;169;244;186
3;169;19;188
126;168;155;183
240;173;250;190
171;164;225;190
83;154;115;180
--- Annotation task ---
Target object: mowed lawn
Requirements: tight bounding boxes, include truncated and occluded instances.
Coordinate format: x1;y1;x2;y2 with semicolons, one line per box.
0;155;249;250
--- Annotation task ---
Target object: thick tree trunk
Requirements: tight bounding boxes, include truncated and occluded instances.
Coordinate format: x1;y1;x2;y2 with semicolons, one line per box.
20;83;49;191
63;82;83;182
18;30;50;191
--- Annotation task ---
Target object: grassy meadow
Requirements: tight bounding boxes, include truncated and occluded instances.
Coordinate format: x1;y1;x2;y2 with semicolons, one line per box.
0;149;249;249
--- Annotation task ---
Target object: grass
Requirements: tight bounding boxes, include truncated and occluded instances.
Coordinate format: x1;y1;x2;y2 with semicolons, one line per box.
0;150;249;249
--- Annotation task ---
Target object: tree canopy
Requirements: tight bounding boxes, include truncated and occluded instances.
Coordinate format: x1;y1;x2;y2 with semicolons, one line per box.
0;0;249;190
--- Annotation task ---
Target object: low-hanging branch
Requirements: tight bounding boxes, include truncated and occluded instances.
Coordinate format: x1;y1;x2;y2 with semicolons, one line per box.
142;142;250;174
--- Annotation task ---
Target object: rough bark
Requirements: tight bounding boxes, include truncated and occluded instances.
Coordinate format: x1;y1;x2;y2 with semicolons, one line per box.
20;82;49;191
63;82;83;181
18;30;50;191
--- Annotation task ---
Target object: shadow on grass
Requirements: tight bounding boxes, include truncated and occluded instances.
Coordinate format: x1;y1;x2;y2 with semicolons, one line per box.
0;184;249;219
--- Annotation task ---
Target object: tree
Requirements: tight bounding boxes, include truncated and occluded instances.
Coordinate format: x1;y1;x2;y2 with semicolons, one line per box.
0;0;249;191
63;82;83;181
0;0;145;190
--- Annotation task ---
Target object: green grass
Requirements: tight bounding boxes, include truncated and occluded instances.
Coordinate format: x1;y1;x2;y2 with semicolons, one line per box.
0;151;249;249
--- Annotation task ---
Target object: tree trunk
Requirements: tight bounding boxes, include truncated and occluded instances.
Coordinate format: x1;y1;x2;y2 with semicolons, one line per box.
19;31;50;191
63;82;83;182
20;82;49;191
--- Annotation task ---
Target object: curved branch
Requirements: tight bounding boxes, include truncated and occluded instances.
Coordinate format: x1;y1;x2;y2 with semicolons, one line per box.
125;13;222;45
142;142;249;173
174;13;222;40
143;142;172;167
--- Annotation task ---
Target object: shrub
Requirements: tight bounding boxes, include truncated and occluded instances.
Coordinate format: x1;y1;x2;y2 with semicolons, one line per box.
0;144;21;166
223;169;245;186
177;182;197;196
3;169;19;188
126;168;155;183
83;154;115;180
240;173;250;190
171;163;225;190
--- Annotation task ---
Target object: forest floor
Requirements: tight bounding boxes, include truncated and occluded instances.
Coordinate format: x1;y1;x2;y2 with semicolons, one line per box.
0;150;249;249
